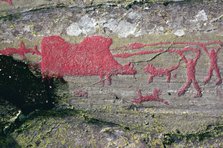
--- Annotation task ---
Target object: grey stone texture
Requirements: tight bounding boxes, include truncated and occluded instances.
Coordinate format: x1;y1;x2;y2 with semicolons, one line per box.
0;0;223;147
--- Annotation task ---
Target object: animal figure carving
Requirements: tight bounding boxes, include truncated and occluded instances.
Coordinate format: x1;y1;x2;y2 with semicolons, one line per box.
114;41;223;98
0;36;222;100
132;88;169;105
41;36;137;85
144;61;181;84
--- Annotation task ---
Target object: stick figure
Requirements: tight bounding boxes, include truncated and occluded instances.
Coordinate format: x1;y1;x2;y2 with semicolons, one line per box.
202;45;222;85
177;47;202;97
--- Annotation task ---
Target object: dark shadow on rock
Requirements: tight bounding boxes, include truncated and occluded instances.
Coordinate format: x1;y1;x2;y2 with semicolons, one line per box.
0;55;68;145
163;124;223;146
0;55;120;146
0;134;21;148
0;55;62;114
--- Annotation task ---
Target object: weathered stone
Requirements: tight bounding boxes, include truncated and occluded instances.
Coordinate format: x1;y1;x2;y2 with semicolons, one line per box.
0;0;223;147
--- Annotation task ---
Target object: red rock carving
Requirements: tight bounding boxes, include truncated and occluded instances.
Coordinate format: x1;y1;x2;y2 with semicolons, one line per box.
144;61;181;84
115;41;222;97
74;89;88;98
0;36;222;99
0;0;12;5
176;47;202;97
41;36;137;85
114;50;163;58
115;41;222;51
0;42;41;59
132;89;169;105
202;46;222;85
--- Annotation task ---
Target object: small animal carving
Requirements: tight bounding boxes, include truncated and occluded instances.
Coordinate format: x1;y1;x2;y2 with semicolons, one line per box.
144;61;181;84
132;88;169;105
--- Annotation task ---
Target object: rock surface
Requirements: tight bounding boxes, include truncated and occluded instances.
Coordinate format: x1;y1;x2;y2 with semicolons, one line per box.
0;0;223;147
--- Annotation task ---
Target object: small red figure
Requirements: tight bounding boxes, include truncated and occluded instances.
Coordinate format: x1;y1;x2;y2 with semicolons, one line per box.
144;61;181;84
0;0;12;5
74;90;88;98
177;48;202;97
0;42;40;59
132;88;169;105
202;45;222;85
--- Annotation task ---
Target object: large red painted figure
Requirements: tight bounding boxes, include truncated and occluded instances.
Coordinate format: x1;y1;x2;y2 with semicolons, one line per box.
41;36;137;85
177;48;202;97
0;36;222;100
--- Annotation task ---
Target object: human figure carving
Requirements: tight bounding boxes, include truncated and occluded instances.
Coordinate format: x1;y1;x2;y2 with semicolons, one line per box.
177;47;202;97
202;44;222;85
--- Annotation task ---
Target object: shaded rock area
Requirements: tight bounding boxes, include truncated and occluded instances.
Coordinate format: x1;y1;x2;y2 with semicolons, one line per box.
0;0;223;147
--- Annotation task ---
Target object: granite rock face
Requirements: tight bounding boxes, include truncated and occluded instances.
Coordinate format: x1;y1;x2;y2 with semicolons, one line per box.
0;0;223;147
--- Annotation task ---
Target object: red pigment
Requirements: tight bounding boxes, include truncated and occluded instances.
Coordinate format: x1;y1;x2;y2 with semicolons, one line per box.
176;47;202;97
132;89;169;105
144;61;181;84
0;42;41;59
114;41;223;59
203;46;222;85
115;40;222;98
41;36;137;85
114;50;163;58
0;0;12;5
74;90;88;98
115;41;223;51
115;44;204;97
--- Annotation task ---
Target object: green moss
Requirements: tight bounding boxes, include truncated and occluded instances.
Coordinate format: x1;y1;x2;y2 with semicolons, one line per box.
0;13;21;21
163;124;223;146
0;134;21;148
